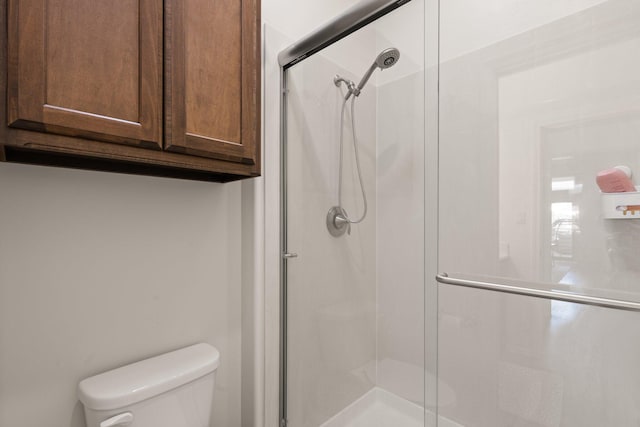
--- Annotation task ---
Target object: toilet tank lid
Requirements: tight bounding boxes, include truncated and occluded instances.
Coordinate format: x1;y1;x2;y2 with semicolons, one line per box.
78;343;220;411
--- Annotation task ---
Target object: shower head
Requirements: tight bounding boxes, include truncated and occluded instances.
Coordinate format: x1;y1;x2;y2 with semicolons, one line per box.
348;48;400;99
375;48;400;69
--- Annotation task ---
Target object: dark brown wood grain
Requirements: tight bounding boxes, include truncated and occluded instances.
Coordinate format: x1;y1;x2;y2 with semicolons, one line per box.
7;0;163;148
2;125;260;178
165;0;261;168
0;0;261;181
46;0;139;122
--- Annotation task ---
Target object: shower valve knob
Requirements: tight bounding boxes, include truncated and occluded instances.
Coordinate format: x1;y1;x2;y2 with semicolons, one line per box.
327;206;350;237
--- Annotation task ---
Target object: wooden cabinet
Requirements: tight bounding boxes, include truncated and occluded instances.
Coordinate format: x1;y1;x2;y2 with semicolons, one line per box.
0;0;260;181
7;0;163;149
165;0;259;167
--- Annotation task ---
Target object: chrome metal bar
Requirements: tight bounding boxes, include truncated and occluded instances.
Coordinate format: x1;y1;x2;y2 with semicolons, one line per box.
279;67;289;427
436;274;640;312
278;0;411;68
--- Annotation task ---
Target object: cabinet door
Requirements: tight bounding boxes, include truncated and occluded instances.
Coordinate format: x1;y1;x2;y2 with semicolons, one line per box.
165;0;260;166
7;0;162;149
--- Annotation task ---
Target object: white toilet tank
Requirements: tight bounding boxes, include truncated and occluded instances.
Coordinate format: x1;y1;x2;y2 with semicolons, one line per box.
78;343;220;427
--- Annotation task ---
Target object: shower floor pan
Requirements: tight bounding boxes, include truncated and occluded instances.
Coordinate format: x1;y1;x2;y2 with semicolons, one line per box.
319;387;463;427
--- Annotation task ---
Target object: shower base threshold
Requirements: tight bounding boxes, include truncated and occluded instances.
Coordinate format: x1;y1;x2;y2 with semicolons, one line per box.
319;387;463;427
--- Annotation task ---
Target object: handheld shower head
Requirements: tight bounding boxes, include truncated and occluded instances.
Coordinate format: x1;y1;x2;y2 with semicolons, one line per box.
375;48;400;69
347;48;400;99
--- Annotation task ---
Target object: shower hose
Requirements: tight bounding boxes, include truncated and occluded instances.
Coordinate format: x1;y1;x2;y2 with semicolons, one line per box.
338;95;368;224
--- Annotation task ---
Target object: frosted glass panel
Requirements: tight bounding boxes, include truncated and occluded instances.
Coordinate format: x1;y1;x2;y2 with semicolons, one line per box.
438;285;640;426
439;0;640;299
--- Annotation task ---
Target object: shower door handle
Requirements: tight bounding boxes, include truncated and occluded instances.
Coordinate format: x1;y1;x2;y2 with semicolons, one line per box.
436;273;640;311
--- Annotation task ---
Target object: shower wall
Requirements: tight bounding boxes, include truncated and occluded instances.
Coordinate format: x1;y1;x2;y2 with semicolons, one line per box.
376;72;425;404
438;0;640;425
374;0;425;405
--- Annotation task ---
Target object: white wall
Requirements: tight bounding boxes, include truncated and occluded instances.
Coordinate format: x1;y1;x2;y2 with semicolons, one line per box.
440;0;607;61
0;163;245;427
374;0;426;405
263;0;360;45
376;69;426;405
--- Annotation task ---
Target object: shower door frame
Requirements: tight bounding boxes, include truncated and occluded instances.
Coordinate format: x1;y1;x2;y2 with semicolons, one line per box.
277;1;414;425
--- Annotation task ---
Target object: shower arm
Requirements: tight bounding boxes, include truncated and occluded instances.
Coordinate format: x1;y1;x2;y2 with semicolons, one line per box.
334;61;381;100
336;63;376;100
334;75;358;100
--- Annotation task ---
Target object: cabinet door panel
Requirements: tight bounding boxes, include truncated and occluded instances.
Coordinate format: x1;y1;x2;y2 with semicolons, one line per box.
165;0;260;165
7;0;162;149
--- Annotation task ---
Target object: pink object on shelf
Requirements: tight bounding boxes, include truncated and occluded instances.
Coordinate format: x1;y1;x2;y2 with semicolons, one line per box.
596;167;636;193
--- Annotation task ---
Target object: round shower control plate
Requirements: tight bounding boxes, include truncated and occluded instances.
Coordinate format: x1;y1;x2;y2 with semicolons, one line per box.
326;206;350;237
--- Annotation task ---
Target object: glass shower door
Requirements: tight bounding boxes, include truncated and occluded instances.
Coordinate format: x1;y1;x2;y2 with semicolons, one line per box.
281;2;427;426
284;38;379;425
437;1;640;425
